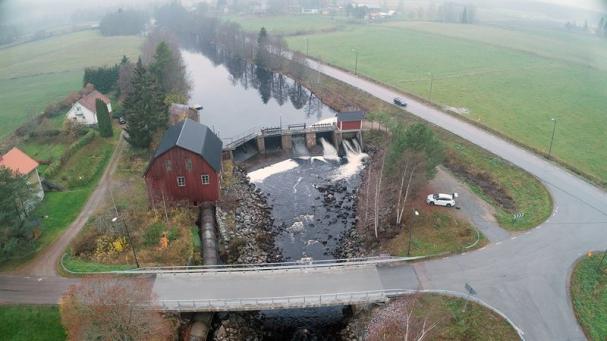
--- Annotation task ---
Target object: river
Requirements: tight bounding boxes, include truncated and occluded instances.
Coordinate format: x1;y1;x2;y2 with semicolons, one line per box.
182;47;367;340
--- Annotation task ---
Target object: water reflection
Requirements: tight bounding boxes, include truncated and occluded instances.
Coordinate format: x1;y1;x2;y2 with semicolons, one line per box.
182;44;335;140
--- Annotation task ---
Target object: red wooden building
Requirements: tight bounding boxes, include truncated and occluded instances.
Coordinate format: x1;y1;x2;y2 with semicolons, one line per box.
144;119;223;206
336;110;365;131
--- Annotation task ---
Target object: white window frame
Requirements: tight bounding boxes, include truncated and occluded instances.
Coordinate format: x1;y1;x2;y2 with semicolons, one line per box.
201;174;210;185
177;176;186;187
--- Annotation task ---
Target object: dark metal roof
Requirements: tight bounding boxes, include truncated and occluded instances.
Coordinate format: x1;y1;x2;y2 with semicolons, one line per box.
152;119;223;172
336;111;365;122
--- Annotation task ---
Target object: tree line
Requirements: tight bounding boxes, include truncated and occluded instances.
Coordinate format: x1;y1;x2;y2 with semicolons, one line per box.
99;8;147;36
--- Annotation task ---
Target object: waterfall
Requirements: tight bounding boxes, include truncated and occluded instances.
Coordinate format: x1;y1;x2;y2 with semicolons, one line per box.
292;135;309;156
320;138;339;161
331;139;368;181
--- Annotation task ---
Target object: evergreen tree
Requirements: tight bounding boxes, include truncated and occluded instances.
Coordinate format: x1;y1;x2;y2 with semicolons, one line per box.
255;27;270;69
95;99;113;137
123;59;167;148
149;41;190;99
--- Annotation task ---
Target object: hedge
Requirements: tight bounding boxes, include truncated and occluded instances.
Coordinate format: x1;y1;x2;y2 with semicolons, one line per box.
44;129;96;179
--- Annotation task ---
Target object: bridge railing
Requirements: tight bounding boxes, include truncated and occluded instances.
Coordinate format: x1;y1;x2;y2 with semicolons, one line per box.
158;289;412;312
116;256;413;274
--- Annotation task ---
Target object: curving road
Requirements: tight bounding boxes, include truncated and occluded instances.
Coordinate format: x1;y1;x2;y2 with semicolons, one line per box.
1;63;606;340
310;59;607;340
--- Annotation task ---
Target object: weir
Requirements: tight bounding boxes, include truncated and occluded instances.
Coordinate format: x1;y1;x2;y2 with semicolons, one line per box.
223;121;357;162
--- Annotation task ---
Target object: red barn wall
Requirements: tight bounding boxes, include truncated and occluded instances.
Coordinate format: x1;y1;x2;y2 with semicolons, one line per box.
145;147;220;205
339;121;362;130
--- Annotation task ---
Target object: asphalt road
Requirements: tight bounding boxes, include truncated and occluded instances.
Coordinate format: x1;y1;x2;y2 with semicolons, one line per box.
310;60;607;340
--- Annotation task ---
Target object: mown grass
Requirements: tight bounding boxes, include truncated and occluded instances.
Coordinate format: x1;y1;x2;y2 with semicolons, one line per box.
0;30;142;139
222;14;349;35
571;253;607;340
382;210;484;257
0;305;66;341
61;253;134;273
286;23;607;186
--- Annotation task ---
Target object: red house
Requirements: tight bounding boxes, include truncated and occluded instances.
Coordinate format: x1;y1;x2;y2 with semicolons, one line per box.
336;110;365;131
144;119;223;206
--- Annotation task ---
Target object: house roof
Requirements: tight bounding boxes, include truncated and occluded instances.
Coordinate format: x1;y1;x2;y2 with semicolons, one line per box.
77;90;111;113
336;110;365;122
0;147;39;175
150;119;223;172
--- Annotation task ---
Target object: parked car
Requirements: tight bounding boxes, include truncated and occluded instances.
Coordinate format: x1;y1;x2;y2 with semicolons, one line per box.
393;97;407;107
426;193;458;207
118;116;126;125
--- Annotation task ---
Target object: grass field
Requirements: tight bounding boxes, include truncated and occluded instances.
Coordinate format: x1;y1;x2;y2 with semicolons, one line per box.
222;15;348;35
0;305;66;341
227;14;607;183
0;30;142;140
571;253;607;340
276;22;607;185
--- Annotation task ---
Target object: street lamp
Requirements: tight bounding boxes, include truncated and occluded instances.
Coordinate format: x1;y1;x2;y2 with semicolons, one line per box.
548;118;557;159
407;209;420;256
112;216;140;268
352;49;359;75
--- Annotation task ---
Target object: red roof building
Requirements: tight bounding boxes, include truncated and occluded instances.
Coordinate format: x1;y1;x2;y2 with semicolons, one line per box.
0;147;44;201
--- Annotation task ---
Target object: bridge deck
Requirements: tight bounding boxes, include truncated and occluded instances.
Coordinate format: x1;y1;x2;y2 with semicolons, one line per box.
152;262;419;311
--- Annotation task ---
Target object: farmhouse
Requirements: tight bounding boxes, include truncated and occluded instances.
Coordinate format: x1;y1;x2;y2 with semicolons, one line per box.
144;118;222;206
0;147;44;204
66;90;112;125
336;110;365;131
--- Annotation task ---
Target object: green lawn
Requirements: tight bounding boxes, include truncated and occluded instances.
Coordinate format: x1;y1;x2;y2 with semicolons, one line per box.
0;305;66;341
61;253;134;274
0;30;142;140
284;23;607;186
222;14;348;35
571;253;607;340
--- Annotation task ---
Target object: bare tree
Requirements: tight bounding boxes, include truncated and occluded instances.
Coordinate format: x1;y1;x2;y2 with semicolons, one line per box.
373;154;386;239
60;276;175;341
366;295;441;341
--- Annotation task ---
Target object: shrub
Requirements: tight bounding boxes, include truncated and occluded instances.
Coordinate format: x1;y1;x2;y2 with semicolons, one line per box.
44;129;95;179
143;223;166;247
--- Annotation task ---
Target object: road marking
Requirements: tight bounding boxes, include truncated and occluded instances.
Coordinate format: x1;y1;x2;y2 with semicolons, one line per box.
537;225;543;229
511;236;517;240
496;241;502;245
524;231;531;235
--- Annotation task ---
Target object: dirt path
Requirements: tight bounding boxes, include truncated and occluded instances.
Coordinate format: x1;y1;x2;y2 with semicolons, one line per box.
13;133;125;278
429;166;510;243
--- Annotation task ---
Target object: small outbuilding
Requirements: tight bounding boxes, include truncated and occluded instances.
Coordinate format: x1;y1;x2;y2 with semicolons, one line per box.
66;90;112;125
336;110;365;131
144;119;222;206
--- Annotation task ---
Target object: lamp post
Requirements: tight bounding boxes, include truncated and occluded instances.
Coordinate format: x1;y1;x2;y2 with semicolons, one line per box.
407;209;420;256
548;118;557;159
352;49;359;75
112;216;140;268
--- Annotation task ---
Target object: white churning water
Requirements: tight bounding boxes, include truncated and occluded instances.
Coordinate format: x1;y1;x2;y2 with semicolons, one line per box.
247;159;300;183
331;139;368;181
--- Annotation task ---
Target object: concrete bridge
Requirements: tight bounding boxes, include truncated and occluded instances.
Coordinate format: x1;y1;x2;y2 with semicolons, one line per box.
222;121;363;161
117;257;419;312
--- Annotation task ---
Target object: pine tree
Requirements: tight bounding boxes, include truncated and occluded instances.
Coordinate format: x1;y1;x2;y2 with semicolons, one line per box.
95;98;113;137
149;42;173;94
123;59;167;148
255;27;270;69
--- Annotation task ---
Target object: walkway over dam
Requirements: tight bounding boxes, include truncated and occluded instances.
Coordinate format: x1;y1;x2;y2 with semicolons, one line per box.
120;258;419;312
222;121;365;162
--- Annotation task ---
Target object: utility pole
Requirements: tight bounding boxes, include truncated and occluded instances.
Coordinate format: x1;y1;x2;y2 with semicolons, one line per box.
428;72;434;101
353;49;359;75
407;209;420;256
548;118;557;159
113;216;140;268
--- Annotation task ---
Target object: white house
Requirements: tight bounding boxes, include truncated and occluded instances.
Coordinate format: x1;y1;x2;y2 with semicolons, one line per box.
66;90;112;125
0;147;44;208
